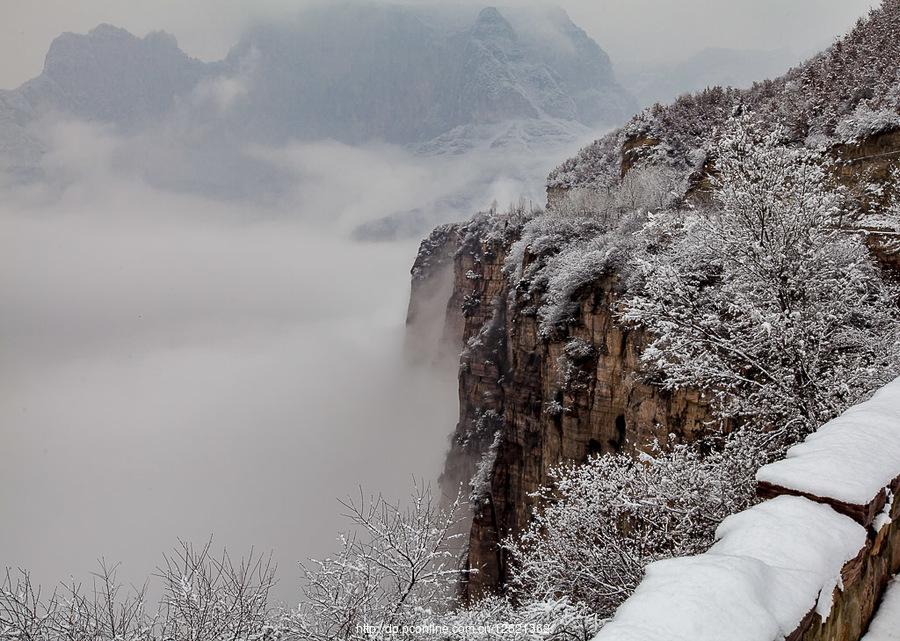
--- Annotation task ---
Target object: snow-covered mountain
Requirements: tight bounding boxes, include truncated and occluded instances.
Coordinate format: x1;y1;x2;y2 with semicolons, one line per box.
0;24;214;181
0;5;635;201
224;5;633;146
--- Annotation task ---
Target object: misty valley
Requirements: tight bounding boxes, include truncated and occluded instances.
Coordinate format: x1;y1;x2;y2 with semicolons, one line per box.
2;2;900;641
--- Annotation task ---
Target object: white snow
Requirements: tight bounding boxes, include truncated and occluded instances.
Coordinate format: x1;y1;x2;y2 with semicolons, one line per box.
875;490;895;533
593;496;866;641
862;576;900;641
756;376;900;508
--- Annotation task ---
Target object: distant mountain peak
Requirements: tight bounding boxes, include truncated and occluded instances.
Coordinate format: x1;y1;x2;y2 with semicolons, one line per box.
86;23;135;40
472;6;516;40
476;6;504;22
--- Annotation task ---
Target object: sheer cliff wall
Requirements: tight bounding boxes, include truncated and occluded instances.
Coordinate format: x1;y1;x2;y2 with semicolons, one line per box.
408;219;720;599
407;127;900;601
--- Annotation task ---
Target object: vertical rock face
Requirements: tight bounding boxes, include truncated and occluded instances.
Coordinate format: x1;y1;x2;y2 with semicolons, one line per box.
408;214;721;599
405;122;900;600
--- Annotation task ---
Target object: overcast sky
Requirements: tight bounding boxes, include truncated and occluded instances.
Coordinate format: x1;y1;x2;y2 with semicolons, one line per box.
0;0;880;89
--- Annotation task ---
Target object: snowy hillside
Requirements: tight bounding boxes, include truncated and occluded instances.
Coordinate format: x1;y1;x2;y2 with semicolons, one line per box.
550;0;900;191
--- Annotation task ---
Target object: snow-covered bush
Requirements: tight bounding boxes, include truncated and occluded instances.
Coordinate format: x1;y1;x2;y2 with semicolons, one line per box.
548;130;625;192
532;229;634;335
614;166;684;212
623;117;900;438
835;103;900;142
502;431;770;622
506;166;679;337
551;167;683;221
432;596;601;641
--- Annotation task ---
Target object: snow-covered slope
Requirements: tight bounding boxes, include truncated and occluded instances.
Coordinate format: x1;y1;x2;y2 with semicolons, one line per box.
550;0;900;192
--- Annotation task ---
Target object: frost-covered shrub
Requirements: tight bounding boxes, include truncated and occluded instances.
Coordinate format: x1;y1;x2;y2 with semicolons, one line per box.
0;542;279;641
504;208;645;338
623;117;900;438
534;232;631;335
292;485;467;641
835;103;900;142
475;199;542;249
552;167;683;221
432;596;601;641
614;166;685;212
548;130;625;191
507;165;682;338
401;596;600;641
503;431;771;622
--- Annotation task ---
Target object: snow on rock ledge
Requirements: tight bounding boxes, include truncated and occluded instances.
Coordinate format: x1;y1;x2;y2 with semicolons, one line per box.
594;376;900;641
756;376;900;526
594;496;866;641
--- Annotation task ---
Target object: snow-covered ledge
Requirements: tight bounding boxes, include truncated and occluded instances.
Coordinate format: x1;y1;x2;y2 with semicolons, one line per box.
593;376;900;641
757;377;900;527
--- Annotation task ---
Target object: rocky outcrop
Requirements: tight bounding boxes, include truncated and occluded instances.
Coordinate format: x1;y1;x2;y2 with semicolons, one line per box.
832;128;900;276
409;214;721;599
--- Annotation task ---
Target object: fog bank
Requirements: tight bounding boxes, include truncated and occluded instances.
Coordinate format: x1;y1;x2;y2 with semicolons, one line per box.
0;124;469;602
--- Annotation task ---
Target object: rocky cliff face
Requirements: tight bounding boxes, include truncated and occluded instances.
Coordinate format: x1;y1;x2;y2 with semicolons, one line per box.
409;213;721;598
408;111;900;604
413;126;900;599
405;0;900;612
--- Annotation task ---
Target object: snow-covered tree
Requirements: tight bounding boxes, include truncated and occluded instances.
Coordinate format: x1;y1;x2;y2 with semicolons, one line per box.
551;167;682;222
623;118;900;439
0;542;277;641
156;541;276;641
291;484;466;641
